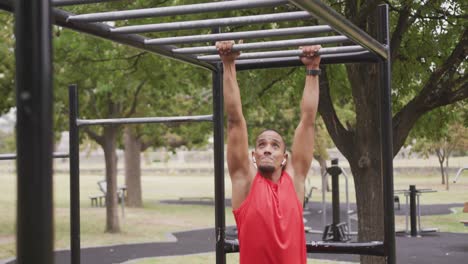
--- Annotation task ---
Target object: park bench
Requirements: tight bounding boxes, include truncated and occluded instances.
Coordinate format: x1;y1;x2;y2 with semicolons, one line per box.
89;180;126;207
89;194;106;207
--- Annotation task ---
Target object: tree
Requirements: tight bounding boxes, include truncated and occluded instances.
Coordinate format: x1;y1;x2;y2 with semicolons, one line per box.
314;1;467;263
122;79;212;208
51;0;221;230
53;27;153;232
0;12;15;115
411;103;468;189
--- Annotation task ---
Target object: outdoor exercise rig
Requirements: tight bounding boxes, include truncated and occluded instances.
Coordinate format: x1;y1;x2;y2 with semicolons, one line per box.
1;0;395;263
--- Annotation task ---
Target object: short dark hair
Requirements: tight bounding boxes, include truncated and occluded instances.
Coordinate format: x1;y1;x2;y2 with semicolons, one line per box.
255;129;287;153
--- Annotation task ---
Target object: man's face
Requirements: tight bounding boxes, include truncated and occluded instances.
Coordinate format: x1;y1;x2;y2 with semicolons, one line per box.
253;130;286;173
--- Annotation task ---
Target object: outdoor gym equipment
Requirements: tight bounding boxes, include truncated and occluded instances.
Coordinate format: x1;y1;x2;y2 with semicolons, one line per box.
321;159;353;241
453;166;467;183
2;0;395;263
395;185;438;237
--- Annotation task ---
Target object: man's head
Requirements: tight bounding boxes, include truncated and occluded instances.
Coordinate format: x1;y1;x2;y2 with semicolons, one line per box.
252;129;288;174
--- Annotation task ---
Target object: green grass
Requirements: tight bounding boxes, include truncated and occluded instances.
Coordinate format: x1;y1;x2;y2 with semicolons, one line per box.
394;207;468;233
125;253;355;264
0;165;467;261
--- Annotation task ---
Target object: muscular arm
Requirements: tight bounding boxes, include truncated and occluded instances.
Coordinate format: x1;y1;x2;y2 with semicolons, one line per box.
288;46;321;204
218;41;254;210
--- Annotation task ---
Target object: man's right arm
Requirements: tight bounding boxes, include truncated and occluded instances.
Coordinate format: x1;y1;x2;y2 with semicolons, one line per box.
218;41;254;210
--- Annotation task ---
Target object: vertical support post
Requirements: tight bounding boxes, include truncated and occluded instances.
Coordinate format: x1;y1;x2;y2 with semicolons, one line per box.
213;65;226;264
330;170;340;240
69;84;81;264
15;0;54;263
409;185;417;237
321;170;327;229
212;12;226;263
377;4;396;264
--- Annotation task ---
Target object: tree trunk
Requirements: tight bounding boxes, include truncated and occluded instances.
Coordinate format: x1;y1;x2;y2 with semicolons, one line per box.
124;127;143;207
102;126;120;233
346;54;385;263
436;149;445;184
320;60;386;263
445;155;450;191
350;152;384;264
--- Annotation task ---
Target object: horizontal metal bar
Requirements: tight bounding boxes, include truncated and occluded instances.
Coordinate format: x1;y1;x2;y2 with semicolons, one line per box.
289;0;388;59
225;239;239;253
307;241;385;256
77;115;213;127
0;0;216;71
145;25;333;46
0;152;69;160
225;240;385;256
173;36;349;54
56;10;216;71
235;51;379;70
68;0;288;22
52;0;120;6
110;11;311;34
198;45;365;61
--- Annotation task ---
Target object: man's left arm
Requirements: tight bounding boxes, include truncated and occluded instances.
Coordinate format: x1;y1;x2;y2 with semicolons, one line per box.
289;45;321;204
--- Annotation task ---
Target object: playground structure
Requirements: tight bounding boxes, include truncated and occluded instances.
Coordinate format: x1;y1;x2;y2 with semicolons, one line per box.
395;186;438;237
0;0;396;264
303;158;356;238
453;166;467;183
321;159;354;239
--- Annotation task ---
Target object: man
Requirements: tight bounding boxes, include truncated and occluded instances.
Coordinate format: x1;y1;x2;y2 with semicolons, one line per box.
217;40;321;264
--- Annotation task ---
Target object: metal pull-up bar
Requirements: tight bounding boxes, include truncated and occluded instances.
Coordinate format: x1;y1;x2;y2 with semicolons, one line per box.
52;0;120;7
76;115;213;127
145;25;334;46
197;45;366;61
0;152;69;160
224;240;385;256
172;36;349;54
110;11;312;34
234;51;379;70
289;0;388;59
67;0;288;22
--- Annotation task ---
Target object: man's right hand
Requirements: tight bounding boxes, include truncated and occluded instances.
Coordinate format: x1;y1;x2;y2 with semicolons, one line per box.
216;40;242;64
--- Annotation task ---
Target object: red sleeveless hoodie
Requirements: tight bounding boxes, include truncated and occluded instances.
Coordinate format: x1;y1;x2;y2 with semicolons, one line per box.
233;171;307;264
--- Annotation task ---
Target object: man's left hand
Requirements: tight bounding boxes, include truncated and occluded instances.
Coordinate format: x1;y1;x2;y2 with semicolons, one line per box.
300;45;321;69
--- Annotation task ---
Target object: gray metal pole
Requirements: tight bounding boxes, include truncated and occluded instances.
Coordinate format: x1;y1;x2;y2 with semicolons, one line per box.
15;0;54;262
145;26;333;45
56;9;216;71
0;152;69;160
67;0;288;22
322;170;327;233
69;85;81;264
409;186;417;237
110;11;311;34
76;115;213;127
52;0;120;6
197;45;366;61
288;0;388;59
173;36;348;54
234;51;377;69
377;4;396;263
213;64;226;264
